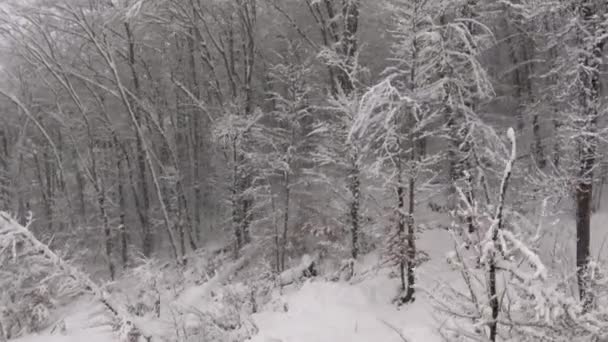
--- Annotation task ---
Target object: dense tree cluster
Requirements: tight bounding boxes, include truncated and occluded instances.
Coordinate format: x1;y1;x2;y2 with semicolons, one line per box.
1;0;608;340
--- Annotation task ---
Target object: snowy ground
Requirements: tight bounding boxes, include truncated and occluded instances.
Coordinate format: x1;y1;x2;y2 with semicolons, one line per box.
249;226;454;342
13;298;114;342
250;276;440;342
15;207;608;342
10;221;458;342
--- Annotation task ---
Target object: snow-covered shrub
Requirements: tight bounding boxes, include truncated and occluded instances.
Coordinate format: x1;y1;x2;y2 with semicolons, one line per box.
122;259;168;318
0;243;85;340
178;282;259;342
0;250;59;338
434;127;608;341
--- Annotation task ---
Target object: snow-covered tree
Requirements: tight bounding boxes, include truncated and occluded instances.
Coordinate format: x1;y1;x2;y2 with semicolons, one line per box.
392;0;495;213
255;41;320;272
351;73;442;304
436;129;608;341
521;0;608;305
435;127;518;341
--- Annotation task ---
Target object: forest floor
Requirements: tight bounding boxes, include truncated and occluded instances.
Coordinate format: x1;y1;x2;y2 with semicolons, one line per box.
13;226;454;342
15;209;608;342
250;227;454;342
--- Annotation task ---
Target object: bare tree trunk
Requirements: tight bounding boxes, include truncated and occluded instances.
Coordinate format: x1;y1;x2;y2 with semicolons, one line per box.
17;153;27;227
576;151;593;306
73;148;87;222
98;177;115;280
526;43;545;168
488;130;516;342
349;157;360;260
187;25;204;244
396;166;406;295
44;149;54;228
575;0;602;309
0;129;9;212
402;146;417;303
121;145;147;255
34;152;52;232
280;171;291;272
124;22;153;258
232;138;243;257
115;138;129;269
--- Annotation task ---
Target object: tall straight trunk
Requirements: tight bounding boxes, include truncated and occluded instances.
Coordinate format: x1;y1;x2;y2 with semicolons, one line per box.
349;157;360;260
446;110;459;209
396;166;406;294
532;114;544;167
402;175;416;303
44;149;54;231
55;131;69;229
136;137;152;257
178;179;198;255
164;42;199;259
232;138;243;256
488;253;498;341
17;153;26;226
343;1;361;259
504;21;526;132
34;152;52;232
98;178;115;280
576;0;602;308
187;26;204;244
242;1;256;116
125;22;153;257
488;129;516;341
115;138;128;268
173;36;193;260
122;145;148;255
552;118;561;168
0;129;9;212
576;152;593;305
524;39;545;168
272;196;281;273
543;15;562;169
242;195;252;244
402;137;417;303
280;172;291;272
86;138;115;280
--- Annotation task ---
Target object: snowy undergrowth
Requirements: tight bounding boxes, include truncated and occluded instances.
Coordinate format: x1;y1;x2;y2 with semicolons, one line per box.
8;223;457;342
249;227;456;342
12;297;114;342
19;207;608;342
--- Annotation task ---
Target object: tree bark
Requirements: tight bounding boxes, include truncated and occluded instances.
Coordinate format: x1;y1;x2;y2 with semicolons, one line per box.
280;171;291;272
575;0;602;308
0;129;9;212
124;22;153;258
115;137;129;269
396;165;406;295
350;159;360;260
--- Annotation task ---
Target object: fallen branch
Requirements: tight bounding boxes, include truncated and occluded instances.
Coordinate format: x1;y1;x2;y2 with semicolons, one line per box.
278;252;320;286
0;212;150;340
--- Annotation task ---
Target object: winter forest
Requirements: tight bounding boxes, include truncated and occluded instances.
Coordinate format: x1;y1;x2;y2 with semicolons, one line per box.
1;0;608;340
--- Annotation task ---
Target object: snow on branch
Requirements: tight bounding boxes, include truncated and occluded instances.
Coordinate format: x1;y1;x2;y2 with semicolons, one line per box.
0;212;150;340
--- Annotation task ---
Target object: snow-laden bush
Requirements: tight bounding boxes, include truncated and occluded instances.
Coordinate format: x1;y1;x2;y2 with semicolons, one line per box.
435;128;608;341
0;242;64;338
